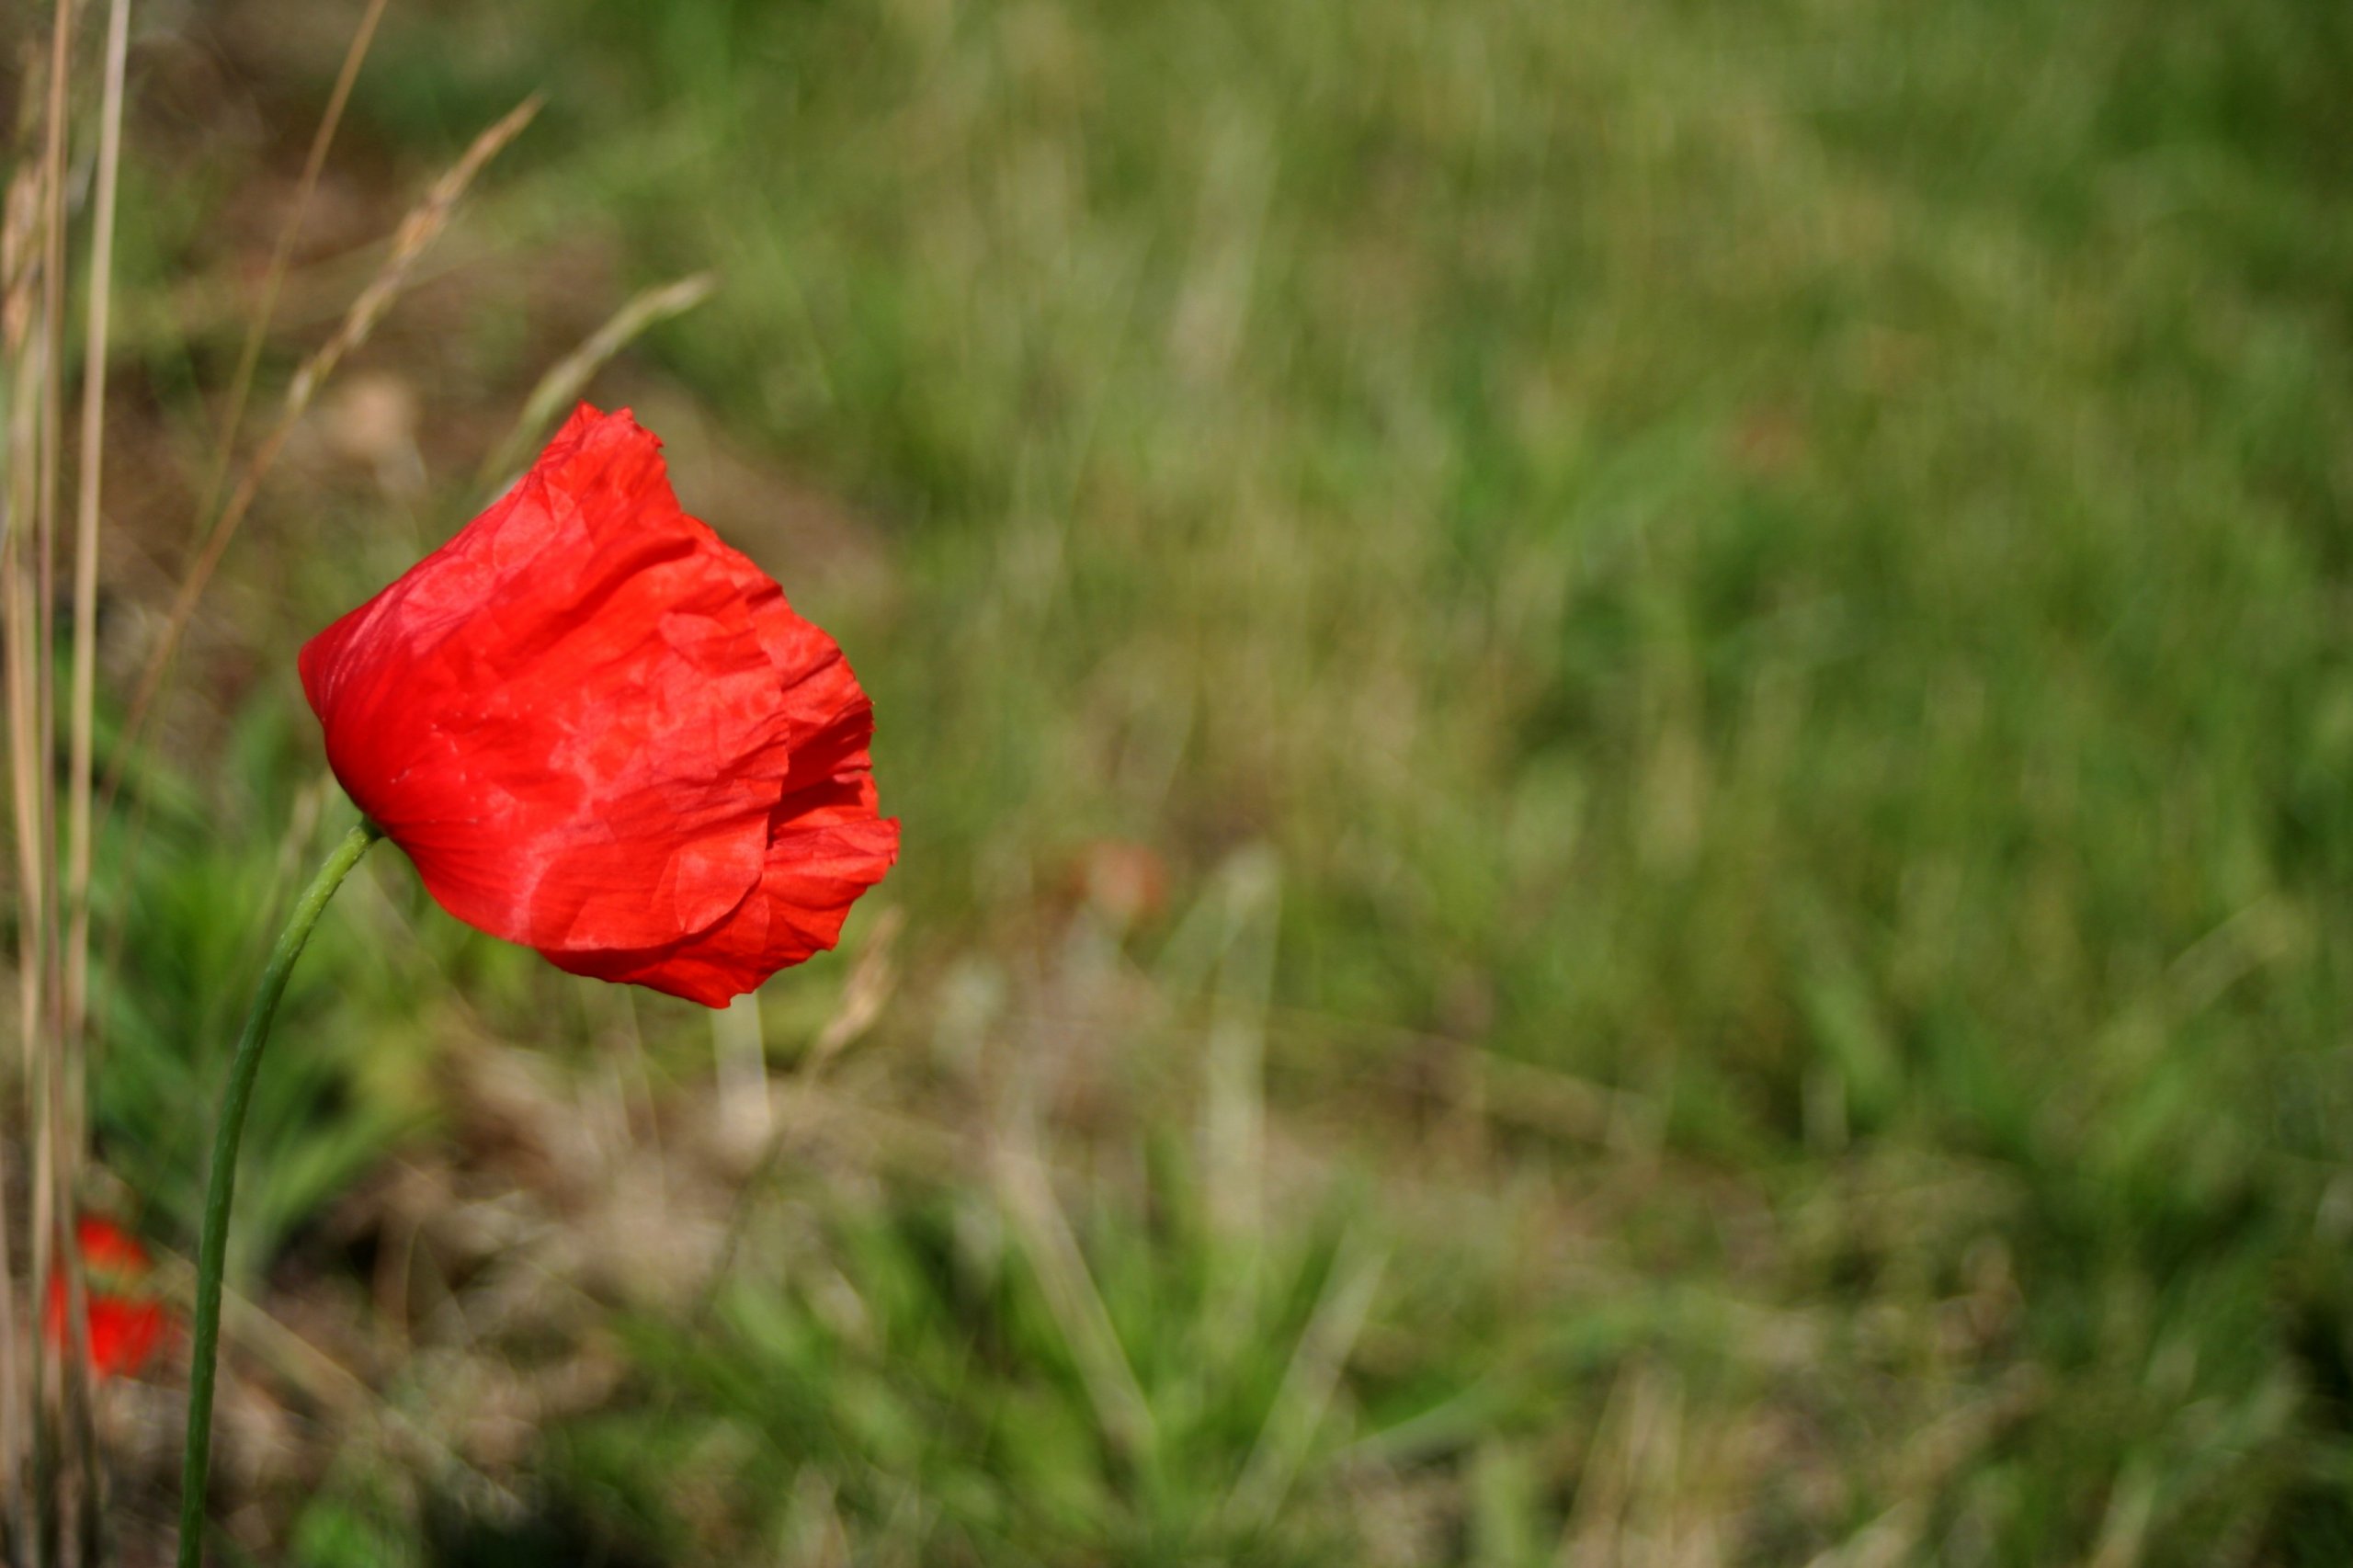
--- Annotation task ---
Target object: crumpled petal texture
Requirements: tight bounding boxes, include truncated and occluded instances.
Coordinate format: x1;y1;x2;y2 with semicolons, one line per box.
301;404;898;1006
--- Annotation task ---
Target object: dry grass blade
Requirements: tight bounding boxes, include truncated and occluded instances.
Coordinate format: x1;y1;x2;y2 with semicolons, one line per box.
64;0;131;1080
1554;1365;1684;1568
1798;1505;1926;1568
51;2;139;1545
0;150;41;1568
100;94;545;823
810;905;903;1065
1225;1233;1387;1531
1204;847;1279;1350
290;95;545;414
989;1139;1160;1466
0;0;115;1546
712;992;772;1144
476;271;718;495
27;0;92;1547
193;0;392;530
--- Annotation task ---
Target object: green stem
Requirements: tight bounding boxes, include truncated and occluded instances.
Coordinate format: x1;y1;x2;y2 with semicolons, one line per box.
177;820;380;1567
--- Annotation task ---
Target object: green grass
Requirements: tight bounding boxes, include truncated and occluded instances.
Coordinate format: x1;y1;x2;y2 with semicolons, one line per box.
82;0;2353;1561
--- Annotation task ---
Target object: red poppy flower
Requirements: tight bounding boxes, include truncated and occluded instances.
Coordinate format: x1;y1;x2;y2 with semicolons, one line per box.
300;404;898;1006
46;1218;169;1380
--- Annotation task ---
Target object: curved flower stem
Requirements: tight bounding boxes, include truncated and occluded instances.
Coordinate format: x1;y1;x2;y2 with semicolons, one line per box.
178;820;381;1567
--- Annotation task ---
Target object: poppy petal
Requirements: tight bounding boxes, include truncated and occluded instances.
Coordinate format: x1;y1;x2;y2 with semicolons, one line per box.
301;410;796;953
301;404;897;1003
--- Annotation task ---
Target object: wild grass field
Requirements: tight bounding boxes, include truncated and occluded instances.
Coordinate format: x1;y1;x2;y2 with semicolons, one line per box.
15;0;2353;1561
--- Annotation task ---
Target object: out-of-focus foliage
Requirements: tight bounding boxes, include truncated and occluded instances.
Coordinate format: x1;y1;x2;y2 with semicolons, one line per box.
75;0;2353;1561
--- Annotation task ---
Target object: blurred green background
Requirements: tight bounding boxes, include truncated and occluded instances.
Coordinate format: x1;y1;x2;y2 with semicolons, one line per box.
68;0;2353;1561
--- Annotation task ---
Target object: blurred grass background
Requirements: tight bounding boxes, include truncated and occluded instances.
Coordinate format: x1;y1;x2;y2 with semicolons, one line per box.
40;0;2353;1561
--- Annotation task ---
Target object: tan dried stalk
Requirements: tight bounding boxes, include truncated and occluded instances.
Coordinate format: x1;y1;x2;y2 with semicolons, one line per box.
0;154;41;1568
63;0;131;1144
29;0;88;1551
192;0;392;540
475;271;718;494
0;3;96;1551
5;0;135;1551
100;93;544;824
57;6;132;1545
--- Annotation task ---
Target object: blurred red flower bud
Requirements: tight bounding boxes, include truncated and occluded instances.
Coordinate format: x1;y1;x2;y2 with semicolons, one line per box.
46;1218;169;1380
74;1214;147;1278
301;404;899;1006
1074;839;1168;925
